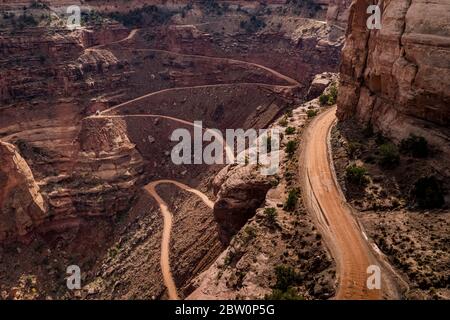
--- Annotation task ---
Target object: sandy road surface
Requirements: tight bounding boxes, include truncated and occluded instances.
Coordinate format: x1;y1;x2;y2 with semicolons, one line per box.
145;180;214;300
299;106;399;299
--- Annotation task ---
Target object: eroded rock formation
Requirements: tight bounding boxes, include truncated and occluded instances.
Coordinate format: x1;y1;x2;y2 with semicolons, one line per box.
213;163;275;244
0;141;47;241
338;0;450;174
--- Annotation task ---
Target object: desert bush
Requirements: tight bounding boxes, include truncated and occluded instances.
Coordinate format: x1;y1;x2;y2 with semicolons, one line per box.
346;165;368;186
307;109;318;118
284;188;299;211
412;176;444;209
264;207;277;225
400;134;429;158
378;143;400;168
285;140;297;156
319;93;328;105
285;126;295;135
273;265;299;291
319;85;338;106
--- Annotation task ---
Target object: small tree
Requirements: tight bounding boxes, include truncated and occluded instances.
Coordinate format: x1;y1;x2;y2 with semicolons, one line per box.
285;140;297;156
284;189;298;211
319;94;328;106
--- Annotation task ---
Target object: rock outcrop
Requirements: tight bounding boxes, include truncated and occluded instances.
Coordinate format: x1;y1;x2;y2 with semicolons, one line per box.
0;141;47;241
213;164;275;244
338;0;450;174
326;0;353;28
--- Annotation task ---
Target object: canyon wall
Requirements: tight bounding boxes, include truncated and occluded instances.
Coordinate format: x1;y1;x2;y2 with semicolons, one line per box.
0;141;47;241
338;0;450;174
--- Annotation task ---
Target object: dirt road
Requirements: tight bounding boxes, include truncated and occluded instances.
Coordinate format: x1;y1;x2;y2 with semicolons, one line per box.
144;180;214;300
299;106;399;299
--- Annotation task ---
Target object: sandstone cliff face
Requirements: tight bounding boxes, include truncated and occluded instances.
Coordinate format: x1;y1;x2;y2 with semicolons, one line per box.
326;0;352;28
0;141;47;241
338;0;450;174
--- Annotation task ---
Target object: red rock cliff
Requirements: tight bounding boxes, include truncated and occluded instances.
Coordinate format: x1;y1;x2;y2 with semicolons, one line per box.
337;0;450;174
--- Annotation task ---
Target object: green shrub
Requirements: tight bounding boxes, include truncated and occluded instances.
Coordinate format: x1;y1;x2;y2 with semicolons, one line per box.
378;143;400;168
273;265;298;291
346;165;368;186
284;188;299;211
307;109;318;118
400;134;429;158
264;207;277;225
319;94;328;106
243;226;257;241
328;85;338;103
285;140;297;156
318;85;338;106
412;176;444;209
285;126;295;135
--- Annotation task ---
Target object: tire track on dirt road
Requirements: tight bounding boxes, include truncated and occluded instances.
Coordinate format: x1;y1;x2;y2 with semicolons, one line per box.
299;106;401;299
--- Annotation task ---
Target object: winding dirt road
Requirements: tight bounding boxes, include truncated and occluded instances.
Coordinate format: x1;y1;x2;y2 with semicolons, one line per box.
144;180;214;300
299;106;399;299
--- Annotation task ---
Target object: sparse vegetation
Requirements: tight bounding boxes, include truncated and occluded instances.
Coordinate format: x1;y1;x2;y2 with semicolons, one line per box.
240;15;266;33
285;126;295;135
287;0;321;16
273;265;298;291
346;165;368;186
378;143;400;168
30;1;49;10
284;188;299;211
319;85;338;106
200;0;228;15
243;226;257;242
108;5;174;27
285;140;297;156
264;207;278;226
306;109;318;118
